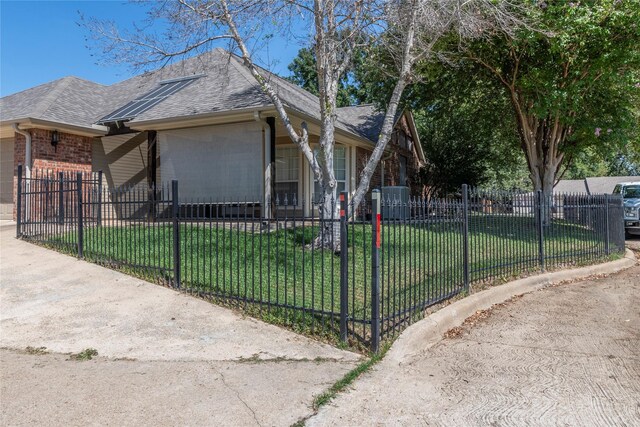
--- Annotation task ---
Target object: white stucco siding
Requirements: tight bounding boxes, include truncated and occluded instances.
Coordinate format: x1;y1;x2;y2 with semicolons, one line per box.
159;123;263;202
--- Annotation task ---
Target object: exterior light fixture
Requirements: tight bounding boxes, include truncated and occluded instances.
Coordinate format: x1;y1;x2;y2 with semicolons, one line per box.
51;130;59;152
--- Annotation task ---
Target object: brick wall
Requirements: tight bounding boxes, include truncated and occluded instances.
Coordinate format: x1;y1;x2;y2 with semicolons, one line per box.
13;129;94;219
14;129;93;173
355;117;424;197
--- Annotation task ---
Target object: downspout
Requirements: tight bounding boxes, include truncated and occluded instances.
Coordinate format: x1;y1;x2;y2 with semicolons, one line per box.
12;124;31;180
266;117;276;218
13;123;32;222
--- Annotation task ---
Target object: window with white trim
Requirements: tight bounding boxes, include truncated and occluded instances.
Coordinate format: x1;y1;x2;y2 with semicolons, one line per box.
313;147;346;203
275;147;299;199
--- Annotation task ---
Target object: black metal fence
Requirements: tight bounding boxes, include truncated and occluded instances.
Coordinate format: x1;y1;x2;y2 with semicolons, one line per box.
15;165;625;351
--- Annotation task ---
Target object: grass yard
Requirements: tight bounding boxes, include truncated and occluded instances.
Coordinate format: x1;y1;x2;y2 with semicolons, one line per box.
55;214;609;333
23;211;609;348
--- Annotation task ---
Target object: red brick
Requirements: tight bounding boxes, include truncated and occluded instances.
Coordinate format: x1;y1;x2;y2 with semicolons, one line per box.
13;129;93;219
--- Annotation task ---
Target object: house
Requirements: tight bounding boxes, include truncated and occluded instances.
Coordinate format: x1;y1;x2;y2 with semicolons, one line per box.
553;179;587;194
0;48;425;220
554;176;639;195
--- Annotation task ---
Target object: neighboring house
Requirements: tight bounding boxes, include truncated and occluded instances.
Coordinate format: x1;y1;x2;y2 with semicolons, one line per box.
584;176;639;195
554;176;639;195
0;48;425;220
553;179;587;194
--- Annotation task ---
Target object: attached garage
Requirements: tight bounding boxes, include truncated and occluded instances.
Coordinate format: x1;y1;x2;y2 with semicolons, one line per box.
0;138;14;220
158;123;264;202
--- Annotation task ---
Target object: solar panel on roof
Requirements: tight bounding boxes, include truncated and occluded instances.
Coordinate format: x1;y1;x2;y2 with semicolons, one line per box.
98;75;203;124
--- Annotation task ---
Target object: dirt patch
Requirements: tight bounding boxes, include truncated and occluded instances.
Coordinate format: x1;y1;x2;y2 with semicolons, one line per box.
24;346;48;355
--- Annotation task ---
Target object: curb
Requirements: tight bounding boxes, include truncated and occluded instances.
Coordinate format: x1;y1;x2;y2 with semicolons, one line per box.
387;249;637;364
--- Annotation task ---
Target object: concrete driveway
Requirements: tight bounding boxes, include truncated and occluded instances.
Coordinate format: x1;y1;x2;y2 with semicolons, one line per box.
0;223;360;426
3;219;638;426
626;235;640;251
309;263;640;426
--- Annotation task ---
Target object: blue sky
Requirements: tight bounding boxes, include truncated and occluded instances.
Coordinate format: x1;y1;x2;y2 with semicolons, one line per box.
0;0;305;97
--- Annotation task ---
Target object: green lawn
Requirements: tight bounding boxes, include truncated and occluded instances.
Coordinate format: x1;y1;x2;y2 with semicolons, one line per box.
30;212;609;348
60;215;608;332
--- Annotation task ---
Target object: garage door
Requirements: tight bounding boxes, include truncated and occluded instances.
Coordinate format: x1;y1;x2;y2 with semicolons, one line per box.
0;138;14;220
159;123;263;202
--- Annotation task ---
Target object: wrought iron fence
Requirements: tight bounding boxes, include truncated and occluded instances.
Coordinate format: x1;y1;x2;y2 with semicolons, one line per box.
15;165;625;351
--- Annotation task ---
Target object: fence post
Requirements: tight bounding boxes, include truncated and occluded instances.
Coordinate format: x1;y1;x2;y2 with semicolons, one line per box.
58;172;64;225
44;175;50;223
339;191;349;343
462;184;470;292
604;194;610;255
16;164;22;238
371;189;381;353
172;180;181;289
76;172;84;259
97;170;103;227
536;190;545;272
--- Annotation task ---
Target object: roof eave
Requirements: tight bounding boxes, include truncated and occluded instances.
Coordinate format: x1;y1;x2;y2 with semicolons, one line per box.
402;110;426;165
0;117;107;137
283;107;378;148
121;106;378;148
123;106;278;131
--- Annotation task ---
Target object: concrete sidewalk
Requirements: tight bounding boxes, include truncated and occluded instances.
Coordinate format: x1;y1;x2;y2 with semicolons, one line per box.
0;223;360;426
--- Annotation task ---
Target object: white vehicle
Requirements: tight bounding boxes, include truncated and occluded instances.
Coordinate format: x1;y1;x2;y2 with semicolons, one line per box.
613;181;640;237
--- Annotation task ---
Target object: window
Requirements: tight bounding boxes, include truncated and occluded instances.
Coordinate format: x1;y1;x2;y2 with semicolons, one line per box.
623;185;640;199
393;129;413;151
275;147;299;200
313;147;346;203
399;155;407;186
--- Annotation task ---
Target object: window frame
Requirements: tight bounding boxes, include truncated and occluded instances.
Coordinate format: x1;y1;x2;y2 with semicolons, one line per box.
274;145;301;202
311;146;348;204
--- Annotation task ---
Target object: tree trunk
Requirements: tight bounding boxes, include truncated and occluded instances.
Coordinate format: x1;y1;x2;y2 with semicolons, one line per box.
311;114;340;252
508;89;567;226
313;184;340;252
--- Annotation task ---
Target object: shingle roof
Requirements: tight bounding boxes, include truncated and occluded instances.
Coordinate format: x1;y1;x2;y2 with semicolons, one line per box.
553;179;587;193
585;176;639;194
336;105;385;142
554;176;640;194
0;48;386;143
119;49;341;130
0;76;109;127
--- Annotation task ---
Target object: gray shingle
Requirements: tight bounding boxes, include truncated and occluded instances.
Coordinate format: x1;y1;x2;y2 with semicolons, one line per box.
0;76;109;127
1;48;385;143
336;105;385;142
585;176;639;194
553;179;587;193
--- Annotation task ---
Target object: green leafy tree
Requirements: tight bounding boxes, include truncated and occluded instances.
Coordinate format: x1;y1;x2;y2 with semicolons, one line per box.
354;48;530;194
407;65;530;195
286;47;367;107
87;0;523;249
563;145;640;178
464;0;640;207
